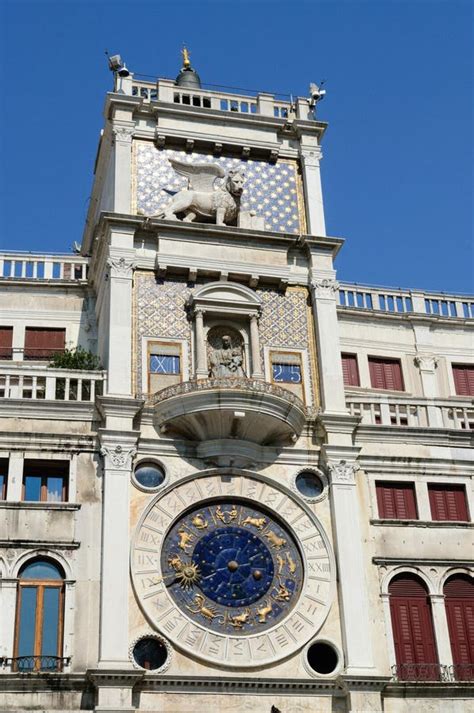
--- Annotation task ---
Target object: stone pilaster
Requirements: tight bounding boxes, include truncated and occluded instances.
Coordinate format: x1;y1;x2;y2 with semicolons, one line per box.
324;456;375;674
249;314;263;379
106;245;135;395
112;124;134;214
300;146;326;235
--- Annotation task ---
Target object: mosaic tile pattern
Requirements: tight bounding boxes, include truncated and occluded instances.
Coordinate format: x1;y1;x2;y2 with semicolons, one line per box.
135;144;302;233
135;276;314;399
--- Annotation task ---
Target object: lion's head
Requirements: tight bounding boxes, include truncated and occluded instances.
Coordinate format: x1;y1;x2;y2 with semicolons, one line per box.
226;169;245;197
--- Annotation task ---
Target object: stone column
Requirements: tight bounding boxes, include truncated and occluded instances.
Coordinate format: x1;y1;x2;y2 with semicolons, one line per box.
430;594;454;668
310;279;347;413
106;249;135;395
414;355;442;427
326;459;375;674
98;432;138;668
300;147;326;236
112;125;134;214
249;314;263;379
6;453;23;501
194;309;208;378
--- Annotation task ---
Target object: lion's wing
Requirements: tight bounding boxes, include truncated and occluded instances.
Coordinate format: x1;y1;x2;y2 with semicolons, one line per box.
169;159;225;192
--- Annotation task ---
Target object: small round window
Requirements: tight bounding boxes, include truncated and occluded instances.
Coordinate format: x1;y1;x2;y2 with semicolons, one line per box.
134;462;166;490
132;637;168;671
306;641;339;675
295;470;324;499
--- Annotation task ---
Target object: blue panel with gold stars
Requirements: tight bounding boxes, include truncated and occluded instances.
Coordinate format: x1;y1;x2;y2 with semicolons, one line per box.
135;143;303;234
160;500;303;635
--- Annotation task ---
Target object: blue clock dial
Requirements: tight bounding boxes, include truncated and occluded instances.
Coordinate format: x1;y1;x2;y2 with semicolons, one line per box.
160;500;303;635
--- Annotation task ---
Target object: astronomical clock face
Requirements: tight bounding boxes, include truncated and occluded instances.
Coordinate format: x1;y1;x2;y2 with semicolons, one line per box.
131;474;334;668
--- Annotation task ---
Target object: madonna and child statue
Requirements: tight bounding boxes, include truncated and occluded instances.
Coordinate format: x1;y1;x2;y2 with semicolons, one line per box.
208;334;245;378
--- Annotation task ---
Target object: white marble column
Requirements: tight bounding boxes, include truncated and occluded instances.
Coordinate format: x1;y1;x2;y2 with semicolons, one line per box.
310;279;347;413
106;248;135;395
194;309;208;378
98;433;137;668
414;355;442;427
430;594;454;668
326;459;375;674
300;147;326;236
249;314;263;379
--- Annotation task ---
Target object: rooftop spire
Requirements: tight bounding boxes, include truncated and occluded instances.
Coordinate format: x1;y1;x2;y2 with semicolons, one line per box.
175;45;202;89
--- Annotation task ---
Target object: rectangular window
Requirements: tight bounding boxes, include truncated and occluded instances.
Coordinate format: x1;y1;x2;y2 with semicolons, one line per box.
341;353;360;386
0;458;7;499
272;363;302;384
24;328;65;360
376;481;418;519
0;327;13;359
149;354;180;375
22;461;69;502
369;357;404;391
428;484;469;522
452;364;474;396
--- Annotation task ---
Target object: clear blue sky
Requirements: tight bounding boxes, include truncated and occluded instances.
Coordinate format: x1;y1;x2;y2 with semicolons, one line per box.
1;0;472;293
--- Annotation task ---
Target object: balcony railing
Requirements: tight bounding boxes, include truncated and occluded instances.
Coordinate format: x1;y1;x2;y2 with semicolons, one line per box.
2;655;71;672
391;663;474;682
0;252;89;282
145;376;305;410
0;364;105;402
391;663;448;682
339;283;474;320
347;394;474;430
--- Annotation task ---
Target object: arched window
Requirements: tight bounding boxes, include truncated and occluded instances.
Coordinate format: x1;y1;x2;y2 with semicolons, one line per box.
444;574;474;681
14;559;65;671
388;573;439;680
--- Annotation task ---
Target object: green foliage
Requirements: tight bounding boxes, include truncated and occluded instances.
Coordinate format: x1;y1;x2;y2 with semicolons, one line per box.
49;346;101;371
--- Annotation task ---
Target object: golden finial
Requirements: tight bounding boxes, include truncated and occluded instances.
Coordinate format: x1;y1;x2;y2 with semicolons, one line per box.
182;46;191;68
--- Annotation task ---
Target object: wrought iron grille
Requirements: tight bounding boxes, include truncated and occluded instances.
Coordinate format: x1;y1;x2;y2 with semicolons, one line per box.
4;655;70;672
391;663;449;682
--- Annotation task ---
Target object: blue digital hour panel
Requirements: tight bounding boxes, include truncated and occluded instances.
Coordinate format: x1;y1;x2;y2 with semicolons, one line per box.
160;500;303;635
272;363;302;383
149;355;180;374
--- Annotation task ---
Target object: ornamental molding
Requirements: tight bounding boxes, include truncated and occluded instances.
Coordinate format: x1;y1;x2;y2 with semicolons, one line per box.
326;459;358;485
100;444;137;471
311;278;340;299
414;354;439;371
300;147;323;168
107;256;135;279
113;126;134;143
129;632;173;674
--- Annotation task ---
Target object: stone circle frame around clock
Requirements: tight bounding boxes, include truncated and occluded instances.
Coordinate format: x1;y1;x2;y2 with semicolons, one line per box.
131;469;336;668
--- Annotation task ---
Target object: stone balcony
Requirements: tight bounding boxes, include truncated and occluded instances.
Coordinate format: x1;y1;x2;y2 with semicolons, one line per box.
147;377;307;445
0;364;106;402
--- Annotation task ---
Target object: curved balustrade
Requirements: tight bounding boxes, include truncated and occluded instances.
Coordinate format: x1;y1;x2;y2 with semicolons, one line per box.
146;377;306;411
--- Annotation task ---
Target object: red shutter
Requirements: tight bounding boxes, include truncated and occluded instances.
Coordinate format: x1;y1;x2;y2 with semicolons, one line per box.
453;365;474;396
428;484;469;521
444;576;474;679
389;575;439;680
369;357;404;391
24;328;65;359
341;354;360;387
0;327;13;359
376;482;417;519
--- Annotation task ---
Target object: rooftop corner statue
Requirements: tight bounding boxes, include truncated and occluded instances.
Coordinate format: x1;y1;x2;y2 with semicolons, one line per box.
141;159;245;226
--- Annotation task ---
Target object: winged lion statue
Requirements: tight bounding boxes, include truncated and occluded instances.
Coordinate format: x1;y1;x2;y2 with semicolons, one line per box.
140;159;245;226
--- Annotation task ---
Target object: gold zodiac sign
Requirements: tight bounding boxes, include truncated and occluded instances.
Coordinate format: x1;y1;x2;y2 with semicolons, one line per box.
191;513;208;529
186;594;223;623
215;504;238;524
242;515;267;530
167;554;201;589
264;530;287;549
228;608;251;629
177;528;194;552
272;578;292;602
276;554;285;575
256;599;273;623
286;551;297;574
